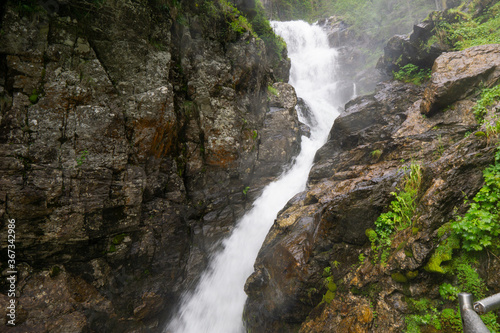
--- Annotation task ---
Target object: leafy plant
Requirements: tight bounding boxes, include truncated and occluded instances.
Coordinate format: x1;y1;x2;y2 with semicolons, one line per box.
452;148;500;251
242;186;250;196
358;253;365;265
369;162;422;264
370;149;382;159
473;84;500;123
439;283;460;301
455;256;487;299
76;150;89;167
321;266;336;303
393;64;431;86
439;308;463;332
405;308;441;333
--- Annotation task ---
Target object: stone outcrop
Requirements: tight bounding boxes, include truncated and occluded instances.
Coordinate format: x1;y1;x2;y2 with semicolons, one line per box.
377;21;447;76
0;1;299;331
421;44;500;115
244;44;500;332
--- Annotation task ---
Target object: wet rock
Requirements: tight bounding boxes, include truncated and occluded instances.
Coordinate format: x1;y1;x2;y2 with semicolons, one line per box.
0;1;300;330
299;296;373;333
254;83;301;182
421;44;500;116
244;60;496;331
378;28;446;76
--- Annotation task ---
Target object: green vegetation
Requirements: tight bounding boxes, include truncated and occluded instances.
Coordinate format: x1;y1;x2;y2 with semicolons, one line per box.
194;0;286;66
451;2;500;50
49;265;61;278
250;1;287;63
393;64;431;86
408;252;500;332
112;233;127;245
439;283;460;301
473;84;500;123
451;147;500;251
76;150;89;167
370;149;382;159
411;147;500;331
368;162;422;264
242;186;250;196
391;272;408;283
267;85;278;96
358;253;365;265
426;2;500;51
12;0;45;15
321;266;336;303
29;89;40;104
425;228;460;273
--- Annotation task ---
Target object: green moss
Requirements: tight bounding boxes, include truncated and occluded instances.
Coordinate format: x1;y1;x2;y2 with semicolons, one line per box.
455;256;487;299
29;90;39;104
437;221;453;238
112;233;126;245
267;85;278;96
322;289;335;303
365;228;377;242
424;233;460;274
391;272;408;283
406;270;418;280
50;265;61;278
326;278;337;292
370;149;382;159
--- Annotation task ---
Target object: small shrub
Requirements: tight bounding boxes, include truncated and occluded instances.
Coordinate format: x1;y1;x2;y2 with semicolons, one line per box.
473;84;500;123
439;283;460;301
393;64;431;86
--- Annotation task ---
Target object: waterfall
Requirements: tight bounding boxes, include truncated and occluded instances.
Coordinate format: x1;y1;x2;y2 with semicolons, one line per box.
166;20;341;333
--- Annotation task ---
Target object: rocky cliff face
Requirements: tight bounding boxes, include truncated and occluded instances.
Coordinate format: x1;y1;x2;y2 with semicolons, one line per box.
0;0;300;331
243;33;500;333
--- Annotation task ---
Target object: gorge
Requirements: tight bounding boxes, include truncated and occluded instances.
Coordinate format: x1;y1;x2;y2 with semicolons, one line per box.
167;19;341;333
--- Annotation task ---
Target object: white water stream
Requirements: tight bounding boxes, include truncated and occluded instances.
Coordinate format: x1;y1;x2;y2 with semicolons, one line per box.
166;20;341;333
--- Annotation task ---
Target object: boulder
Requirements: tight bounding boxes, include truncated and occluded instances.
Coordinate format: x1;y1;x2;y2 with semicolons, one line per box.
421;44;500;115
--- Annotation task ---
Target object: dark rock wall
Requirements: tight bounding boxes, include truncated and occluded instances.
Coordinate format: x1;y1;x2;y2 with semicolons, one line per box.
0;0;300;331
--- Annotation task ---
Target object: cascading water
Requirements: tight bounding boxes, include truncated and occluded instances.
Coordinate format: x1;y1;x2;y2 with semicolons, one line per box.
166;20;342;333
